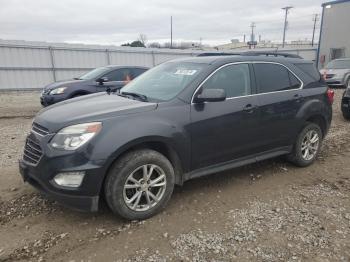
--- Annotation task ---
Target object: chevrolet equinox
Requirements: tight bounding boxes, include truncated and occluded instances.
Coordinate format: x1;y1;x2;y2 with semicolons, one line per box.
19;55;333;220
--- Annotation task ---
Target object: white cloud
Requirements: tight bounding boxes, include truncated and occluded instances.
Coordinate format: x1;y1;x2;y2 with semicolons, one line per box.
0;0;324;46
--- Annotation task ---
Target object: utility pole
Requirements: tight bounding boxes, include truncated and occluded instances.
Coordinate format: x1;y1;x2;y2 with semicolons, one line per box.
249;22;256;49
282;6;293;48
311;14;319;47
170;16;173;49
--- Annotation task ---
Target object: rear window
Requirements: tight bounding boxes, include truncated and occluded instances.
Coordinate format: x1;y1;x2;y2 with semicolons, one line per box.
294;63;321;81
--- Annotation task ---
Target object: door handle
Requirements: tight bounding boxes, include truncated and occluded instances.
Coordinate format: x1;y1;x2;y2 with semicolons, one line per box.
243;104;256;113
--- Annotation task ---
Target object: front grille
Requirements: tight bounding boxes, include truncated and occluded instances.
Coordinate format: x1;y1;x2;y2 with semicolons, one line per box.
326;74;335;79
23;137;43;165
32;122;49;136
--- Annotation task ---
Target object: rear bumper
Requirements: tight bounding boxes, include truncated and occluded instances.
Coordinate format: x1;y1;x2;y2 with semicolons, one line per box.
19;159;101;212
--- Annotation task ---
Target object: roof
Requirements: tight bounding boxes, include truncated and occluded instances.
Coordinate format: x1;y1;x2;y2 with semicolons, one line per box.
170;55;307;65
322;0;350;7
104;65;149;69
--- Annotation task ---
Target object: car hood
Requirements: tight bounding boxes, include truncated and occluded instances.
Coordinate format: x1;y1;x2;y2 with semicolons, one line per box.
35;93;157;131
44;79;89;90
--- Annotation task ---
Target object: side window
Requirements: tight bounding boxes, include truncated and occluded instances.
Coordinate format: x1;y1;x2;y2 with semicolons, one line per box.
103;69;132;82
254;63;301;93
294;63;321;81
289;72;302;89
132;68;147;78
201;64;251;98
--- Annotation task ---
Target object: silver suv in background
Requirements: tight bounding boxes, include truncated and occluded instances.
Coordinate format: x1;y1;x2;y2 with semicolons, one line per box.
320;58;350;88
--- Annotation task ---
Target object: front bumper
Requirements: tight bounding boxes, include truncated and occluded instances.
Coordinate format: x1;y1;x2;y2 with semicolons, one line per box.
19;132;107;212
40;94;67;107
325;78;345;87
19;160;99;211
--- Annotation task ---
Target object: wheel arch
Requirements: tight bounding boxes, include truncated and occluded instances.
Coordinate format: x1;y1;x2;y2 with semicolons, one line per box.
296;98;331;138
305;114;327;138
69;90;91;98
101;137;185;196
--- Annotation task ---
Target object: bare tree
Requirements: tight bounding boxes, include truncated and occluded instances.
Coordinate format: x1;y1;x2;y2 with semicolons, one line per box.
138;34;148;46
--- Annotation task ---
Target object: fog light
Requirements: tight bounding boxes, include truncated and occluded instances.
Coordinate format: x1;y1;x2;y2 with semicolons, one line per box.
53;172;85;187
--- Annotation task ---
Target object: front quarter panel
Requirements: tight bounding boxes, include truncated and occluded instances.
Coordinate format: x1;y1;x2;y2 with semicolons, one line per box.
90;101;191;176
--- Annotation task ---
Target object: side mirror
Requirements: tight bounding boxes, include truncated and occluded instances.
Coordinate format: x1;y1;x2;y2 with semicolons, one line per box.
97;77;109;85
194;89;226;103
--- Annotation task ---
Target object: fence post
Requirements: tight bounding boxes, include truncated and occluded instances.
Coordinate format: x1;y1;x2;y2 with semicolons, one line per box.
106;49;111;65
151;51;156;66
48;46;56;82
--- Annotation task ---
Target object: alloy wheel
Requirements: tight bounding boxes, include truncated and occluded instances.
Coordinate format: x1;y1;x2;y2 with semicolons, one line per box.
123;164;167;212
301;130;320;161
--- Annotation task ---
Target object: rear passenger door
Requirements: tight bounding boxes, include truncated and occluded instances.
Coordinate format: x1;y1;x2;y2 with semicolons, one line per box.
253;62;303;151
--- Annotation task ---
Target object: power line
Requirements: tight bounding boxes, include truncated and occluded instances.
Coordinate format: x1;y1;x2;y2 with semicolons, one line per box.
282;6;293;47
311;14;320;47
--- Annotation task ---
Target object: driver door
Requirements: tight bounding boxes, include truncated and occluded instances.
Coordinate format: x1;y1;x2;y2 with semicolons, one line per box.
190;63;261;170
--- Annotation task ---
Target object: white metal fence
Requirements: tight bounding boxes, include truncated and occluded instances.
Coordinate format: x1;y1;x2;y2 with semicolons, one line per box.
0;40;318;90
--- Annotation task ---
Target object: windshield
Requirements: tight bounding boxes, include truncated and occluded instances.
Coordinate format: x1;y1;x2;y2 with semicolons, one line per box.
120;62;207;101
326;60;350;69
78;67;110;80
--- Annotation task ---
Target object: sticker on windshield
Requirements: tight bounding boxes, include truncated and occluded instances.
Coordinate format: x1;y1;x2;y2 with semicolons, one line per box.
174;69;197;76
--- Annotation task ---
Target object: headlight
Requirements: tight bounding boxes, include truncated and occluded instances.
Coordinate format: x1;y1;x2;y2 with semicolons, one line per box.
50;122;102;150
50;87;67;95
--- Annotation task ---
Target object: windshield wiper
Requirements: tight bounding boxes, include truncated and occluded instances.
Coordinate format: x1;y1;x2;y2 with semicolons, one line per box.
121;91;148;102
73;77;81;80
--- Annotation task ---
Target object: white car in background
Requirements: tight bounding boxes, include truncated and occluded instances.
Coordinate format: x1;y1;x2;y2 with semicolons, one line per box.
320;58;350;88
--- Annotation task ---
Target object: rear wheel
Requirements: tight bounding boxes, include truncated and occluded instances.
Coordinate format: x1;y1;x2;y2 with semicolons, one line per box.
104;149;175;220
287;123;322;167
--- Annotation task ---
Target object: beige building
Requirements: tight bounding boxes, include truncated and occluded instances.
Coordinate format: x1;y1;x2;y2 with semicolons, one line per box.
317;0;350;68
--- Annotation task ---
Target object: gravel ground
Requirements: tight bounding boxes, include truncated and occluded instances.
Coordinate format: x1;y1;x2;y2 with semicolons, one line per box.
0;89;349;261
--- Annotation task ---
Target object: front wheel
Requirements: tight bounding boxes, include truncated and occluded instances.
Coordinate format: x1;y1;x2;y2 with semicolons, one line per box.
104;149;175;220
287;123;322;167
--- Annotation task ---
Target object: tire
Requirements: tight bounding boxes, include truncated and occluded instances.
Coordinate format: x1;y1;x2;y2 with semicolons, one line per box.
287;123;323;167
104;149;175;220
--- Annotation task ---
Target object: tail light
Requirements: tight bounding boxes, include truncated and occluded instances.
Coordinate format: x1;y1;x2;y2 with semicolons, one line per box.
327;88;334;104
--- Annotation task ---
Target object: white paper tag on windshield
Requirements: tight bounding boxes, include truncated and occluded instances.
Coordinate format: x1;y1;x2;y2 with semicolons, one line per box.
174;69;197;76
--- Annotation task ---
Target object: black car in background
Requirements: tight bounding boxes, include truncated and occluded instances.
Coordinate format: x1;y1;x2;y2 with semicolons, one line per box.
341;87;350;120
20;55;333;220
40;65;148;106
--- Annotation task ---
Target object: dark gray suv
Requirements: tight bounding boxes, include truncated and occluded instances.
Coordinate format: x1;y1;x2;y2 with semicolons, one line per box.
19;55;333;220
40;65;148;106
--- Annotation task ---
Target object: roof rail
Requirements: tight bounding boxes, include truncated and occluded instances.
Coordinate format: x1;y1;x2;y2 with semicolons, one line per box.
196;52;241;57
242;51;303;59
197;51;303;59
